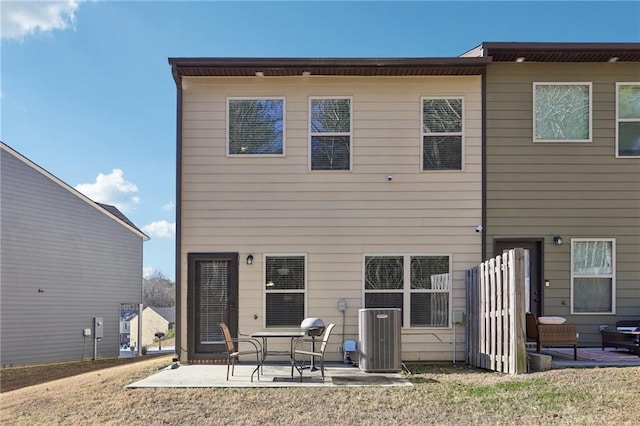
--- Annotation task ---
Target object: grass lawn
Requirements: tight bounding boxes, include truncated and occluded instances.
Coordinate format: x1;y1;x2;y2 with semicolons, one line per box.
1;355;639;425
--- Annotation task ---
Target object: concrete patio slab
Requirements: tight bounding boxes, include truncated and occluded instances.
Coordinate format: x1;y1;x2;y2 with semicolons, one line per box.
127;363;412;388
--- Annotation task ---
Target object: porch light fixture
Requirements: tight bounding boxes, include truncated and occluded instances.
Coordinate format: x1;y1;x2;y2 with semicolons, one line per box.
246;255;254;265
553;235;563;246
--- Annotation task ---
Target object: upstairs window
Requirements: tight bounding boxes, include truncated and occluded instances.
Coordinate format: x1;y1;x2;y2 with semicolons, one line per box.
533;83;592;142
310;97;352;170
422;97;463;170
364;255;451;327
616;83;640;158
264;255;306;327
227;98;285;156
571;239;615;314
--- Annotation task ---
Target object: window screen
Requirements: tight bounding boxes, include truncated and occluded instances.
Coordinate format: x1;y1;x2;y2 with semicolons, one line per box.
422;98;463;170
228;98;284;155
265;255;305;327
310;98;351;170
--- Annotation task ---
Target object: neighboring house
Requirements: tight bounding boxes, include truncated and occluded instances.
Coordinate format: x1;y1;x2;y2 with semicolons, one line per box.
129;306;175;348
463;42;640;346
0;142;149;366
168;57;489;363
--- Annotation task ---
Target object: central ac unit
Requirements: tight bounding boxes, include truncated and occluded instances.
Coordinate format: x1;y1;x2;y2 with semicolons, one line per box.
358;308;402;372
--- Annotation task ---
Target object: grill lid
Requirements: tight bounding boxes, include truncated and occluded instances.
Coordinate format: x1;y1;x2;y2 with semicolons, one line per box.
300;317;325;336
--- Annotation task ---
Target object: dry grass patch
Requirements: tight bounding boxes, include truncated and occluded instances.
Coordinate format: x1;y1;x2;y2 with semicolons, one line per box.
1;357;639;425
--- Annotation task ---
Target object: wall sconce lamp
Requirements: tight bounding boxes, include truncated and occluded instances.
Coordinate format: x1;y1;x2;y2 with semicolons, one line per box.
246;255;254;265
553;235;563;246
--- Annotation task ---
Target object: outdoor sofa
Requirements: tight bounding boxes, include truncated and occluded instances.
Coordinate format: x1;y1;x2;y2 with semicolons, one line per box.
601;320;640;356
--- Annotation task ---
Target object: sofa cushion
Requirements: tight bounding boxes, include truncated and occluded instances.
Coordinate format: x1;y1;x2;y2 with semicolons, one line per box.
538;316;567;325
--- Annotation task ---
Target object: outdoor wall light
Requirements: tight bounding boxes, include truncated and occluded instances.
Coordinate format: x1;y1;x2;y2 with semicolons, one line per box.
553;235;563;246
246;255;254;265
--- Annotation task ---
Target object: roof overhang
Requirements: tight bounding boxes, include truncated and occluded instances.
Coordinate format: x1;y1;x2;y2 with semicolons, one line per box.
168;57;491;85
462;42;640;63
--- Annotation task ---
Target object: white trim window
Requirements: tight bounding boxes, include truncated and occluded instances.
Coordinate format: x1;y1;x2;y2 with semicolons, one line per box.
533;82;592;142
227;97;285;156
571;239;616;314
616;82;640;158
264;254;306;327
422;97;464;171
363;255;451;327
309;97;352;171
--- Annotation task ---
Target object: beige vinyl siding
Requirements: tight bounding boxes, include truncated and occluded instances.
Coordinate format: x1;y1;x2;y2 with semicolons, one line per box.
180;76;482;361
485;63;640;345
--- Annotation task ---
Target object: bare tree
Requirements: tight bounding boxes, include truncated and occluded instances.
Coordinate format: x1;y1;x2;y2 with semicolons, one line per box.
143;270;175;307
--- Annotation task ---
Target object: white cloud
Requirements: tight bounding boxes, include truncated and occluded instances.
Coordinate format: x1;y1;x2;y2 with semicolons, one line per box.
162;201;174;211
75;169;140;212
1;1;83;41
142;220;176;239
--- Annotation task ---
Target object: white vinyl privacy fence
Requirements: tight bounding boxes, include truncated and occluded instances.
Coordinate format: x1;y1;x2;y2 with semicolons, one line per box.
465;248;528;374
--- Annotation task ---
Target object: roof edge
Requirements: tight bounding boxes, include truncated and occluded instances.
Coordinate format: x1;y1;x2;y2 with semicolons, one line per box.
1;141;150;241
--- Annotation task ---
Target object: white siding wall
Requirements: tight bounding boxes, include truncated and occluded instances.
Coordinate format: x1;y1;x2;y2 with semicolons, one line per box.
180;76;482;361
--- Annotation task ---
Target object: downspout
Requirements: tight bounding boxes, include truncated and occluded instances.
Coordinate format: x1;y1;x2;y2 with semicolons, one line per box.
481;67;487;262
172;63;184;363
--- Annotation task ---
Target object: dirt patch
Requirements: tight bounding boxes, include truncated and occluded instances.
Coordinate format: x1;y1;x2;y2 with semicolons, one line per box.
0;355;165;392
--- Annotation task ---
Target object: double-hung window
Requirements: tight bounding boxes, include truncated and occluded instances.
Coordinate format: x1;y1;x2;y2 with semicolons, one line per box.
616;83;640;158
264;255;306;327
422;97;464;171
533;83;592;142
309;97;352;170
227;97;285;156
571;239;616;314
364;255;451;327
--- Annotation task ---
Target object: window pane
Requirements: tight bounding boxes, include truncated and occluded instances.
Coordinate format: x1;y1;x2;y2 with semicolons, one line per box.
423;136;462;170
423;99;462;133
197;260;228;343
311;99;350;133
311;136;350;170
573;278;612;313
411;293;449;327
228;99;283;154
573;241;613;275
618;84;640;118
365;293;403;309
411;256;450;289
618;122;640;156
266;293;304;327
535;84;590;140
265;256;305;290
365;256;403;290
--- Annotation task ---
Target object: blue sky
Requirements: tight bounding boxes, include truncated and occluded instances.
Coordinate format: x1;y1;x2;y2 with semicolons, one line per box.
2;1;639;281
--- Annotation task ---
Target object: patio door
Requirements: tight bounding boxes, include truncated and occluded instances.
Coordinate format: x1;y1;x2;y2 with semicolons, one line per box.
494;239;543;317
188;253;238;357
